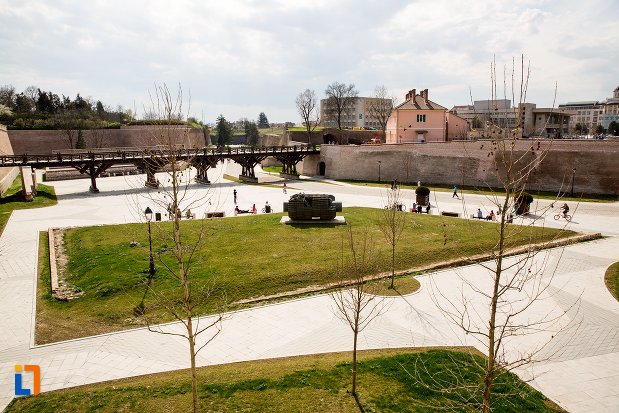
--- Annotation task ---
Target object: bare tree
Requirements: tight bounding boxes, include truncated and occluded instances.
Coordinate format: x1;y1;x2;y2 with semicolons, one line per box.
379;188;406;289
425;56;579;412
367;85;396;141
296;89;320;143
136;84;225;413
87;127;111;149
330;224;386;402
324;82;358;129
55;110;79;149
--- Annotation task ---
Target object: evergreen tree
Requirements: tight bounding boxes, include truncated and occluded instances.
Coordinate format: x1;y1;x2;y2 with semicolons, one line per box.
75;129;86;149
216;114;232;146
608;121;619;136
244;120;260;146
257;112;269;128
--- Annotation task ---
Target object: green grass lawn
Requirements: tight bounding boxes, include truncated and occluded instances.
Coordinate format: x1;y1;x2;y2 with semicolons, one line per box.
605;262;619;301
5;348;563;413
262;165;283;174
337;179;617;203
35;207;573;343
0;174;57;235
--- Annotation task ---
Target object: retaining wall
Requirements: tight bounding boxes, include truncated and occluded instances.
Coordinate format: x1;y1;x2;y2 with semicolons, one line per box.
301;140;619;195
8;125;207;155
0;125;18;194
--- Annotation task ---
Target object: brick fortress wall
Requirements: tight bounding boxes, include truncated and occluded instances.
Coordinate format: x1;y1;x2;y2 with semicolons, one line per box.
8;125;208;155
0;125;19;194
302;140;619;195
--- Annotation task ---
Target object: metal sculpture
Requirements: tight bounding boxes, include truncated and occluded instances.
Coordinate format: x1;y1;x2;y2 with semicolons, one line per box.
283;193;342;221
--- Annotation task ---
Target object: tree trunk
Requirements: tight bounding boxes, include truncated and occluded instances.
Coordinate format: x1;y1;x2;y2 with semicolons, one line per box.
187;316;199;413
352;328;358;395
390;244;395;289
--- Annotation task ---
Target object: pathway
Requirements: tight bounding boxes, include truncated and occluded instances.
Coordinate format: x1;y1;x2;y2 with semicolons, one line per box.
0;167;618;412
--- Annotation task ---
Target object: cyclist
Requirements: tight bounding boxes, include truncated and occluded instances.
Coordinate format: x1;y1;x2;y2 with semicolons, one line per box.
561;203;569;218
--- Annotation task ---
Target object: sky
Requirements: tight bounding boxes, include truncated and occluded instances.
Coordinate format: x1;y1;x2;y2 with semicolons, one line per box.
1;0;618;123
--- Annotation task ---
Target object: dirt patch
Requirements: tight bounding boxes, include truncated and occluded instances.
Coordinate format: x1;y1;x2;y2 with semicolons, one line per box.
51;227;84;301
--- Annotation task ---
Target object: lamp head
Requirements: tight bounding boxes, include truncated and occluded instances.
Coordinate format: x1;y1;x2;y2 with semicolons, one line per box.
144;207;153;222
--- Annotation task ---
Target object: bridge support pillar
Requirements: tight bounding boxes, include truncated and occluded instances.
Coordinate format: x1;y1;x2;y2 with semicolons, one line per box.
143;160;159;188
73;163;113;193
235;154;267;183
274;152;305;179
192;158;219;184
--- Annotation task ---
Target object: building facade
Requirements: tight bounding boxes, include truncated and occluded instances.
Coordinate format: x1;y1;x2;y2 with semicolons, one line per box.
450;100;570;138
385;88;468;143
320;96;392;129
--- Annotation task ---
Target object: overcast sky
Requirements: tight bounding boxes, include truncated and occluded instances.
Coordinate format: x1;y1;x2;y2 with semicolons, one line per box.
1;0;618;123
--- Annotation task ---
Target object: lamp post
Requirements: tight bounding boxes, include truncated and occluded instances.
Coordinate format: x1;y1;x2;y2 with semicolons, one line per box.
144;207;156;282
571;168;576;197
378;160;382;183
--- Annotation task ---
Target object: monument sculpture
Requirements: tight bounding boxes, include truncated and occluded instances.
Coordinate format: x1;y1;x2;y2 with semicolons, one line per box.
283;193;343;221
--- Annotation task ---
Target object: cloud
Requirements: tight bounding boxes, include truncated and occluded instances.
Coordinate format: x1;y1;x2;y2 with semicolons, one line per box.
0;0;617;121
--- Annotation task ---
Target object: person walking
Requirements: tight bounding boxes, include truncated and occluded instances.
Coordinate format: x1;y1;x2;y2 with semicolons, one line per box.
453;185;459;198
233;189;237;203
283;182;287;194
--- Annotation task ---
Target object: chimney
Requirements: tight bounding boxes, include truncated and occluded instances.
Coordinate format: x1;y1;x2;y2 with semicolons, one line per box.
410;89;416;101
421;89;429;103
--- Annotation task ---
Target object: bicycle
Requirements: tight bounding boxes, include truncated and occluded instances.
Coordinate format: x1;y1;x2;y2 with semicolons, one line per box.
554;213;571;222
384;203;405;211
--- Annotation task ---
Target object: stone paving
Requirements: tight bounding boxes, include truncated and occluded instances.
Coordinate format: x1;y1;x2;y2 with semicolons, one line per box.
0;164;618;412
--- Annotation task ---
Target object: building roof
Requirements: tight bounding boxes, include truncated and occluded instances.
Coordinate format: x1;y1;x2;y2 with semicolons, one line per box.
395;95;446;111
559;101;600;107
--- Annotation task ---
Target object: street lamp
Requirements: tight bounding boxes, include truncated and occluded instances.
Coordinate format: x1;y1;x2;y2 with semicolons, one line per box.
144;207;156;282
378;160;382;183
571;168;576;197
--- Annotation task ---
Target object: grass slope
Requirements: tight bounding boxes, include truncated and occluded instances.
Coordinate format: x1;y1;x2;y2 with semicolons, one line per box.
36;207;573;343
337;179;616;203
0;174;57;235
6;348;564;413
604;262;619;301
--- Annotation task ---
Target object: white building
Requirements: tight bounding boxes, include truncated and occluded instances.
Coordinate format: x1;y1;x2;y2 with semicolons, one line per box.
320;97;392;128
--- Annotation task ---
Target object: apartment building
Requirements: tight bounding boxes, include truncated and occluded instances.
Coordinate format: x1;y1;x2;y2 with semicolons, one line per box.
320;96;391;128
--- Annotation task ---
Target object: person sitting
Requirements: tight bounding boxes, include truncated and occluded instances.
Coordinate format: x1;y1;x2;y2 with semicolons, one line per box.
252;204;257;214
185;209;193;219
425;204;430;214
486;210;495;221
411;202;417;213
264;201;271;213
417;204;423;213
477;208;483;219
234;206;239;216
561;202;569;217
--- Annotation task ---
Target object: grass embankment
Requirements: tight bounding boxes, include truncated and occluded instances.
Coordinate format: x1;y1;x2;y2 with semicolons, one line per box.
605;262;619;301
337;179;616;203
262;165;283;174
5;348;563;413
36;207;573;343
0;174;57;235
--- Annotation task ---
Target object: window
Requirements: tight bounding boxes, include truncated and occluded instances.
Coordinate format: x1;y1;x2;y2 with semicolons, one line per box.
416;114;426;122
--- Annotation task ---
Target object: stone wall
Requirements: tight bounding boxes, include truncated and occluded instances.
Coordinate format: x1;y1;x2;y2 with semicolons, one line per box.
301;140;619;195
8;125;207;155
0;124;18;194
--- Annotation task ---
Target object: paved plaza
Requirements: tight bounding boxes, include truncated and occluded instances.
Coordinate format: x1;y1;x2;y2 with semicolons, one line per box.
1;163;618;412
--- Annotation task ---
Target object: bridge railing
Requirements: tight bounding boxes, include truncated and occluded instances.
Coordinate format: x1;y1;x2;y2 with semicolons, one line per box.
0;145;320;167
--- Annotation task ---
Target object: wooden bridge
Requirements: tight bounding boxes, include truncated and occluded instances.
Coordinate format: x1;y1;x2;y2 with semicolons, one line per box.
0;145;320;193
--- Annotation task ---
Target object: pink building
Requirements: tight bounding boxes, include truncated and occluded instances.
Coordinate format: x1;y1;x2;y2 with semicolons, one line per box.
386;88;468;143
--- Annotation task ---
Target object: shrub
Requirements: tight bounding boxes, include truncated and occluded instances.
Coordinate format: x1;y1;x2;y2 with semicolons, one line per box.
415;186;430;196
516;192;533;205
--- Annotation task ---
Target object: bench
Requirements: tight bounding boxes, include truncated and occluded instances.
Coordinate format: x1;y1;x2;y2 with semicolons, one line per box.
441;211;460;218
206;212;225;218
